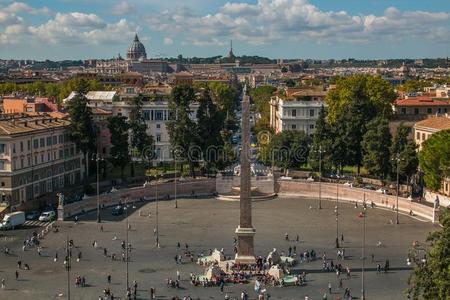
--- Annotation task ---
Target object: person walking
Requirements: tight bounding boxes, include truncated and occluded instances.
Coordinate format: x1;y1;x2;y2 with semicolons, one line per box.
15;270;19;280
17;261;21;269
1;278;5;289
107;274;111;284
176;270;180;281
328;282;332;294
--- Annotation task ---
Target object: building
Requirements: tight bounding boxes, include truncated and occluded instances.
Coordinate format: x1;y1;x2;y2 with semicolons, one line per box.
172;72;194;86
270;88;327;134
0;114;84;211
413;115;450;198
394;96;450;116
2;97;58;114
413;115;450;150
127;34;147;60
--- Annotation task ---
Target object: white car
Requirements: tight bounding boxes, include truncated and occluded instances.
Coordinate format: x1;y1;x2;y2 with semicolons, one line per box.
38;211;56;222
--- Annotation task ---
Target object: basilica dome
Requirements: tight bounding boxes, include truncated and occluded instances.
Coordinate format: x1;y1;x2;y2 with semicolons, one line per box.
127;34;147;61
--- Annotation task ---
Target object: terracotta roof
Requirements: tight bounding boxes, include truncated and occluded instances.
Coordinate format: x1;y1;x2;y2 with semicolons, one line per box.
91;107;112;115
414;116;450;131
395;97;450;107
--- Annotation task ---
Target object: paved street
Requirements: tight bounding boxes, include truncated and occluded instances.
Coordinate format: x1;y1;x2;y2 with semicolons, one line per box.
0;197;436;300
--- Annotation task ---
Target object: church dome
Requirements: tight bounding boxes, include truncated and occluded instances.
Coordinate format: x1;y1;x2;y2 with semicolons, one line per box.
127;34;147;61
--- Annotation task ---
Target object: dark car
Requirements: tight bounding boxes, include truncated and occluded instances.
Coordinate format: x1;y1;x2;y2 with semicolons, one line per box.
26;211;40;220
111;206;124;216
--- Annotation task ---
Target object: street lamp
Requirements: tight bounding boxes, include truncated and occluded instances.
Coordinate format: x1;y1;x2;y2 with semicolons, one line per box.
174;156;178;209
155;173;160;248
359;207;367;300
335;182;339;248
392;153;402;225
64;235;72;300
124;196;129;293
315;145;325;210
94;153;104;223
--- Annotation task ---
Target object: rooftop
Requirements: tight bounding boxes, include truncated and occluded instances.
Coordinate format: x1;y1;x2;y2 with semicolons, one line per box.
395;97;450;107
414;116;450;131
0;113;70;136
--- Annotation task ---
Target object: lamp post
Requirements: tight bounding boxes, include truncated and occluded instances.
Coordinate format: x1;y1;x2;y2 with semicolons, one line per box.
359;207;367;300
125;196;129;293
315;145;325;210
64;235;71;300
174;157;178;209
95;153;103;223
335;182;339;248
392;153;401;225
155;173;160;248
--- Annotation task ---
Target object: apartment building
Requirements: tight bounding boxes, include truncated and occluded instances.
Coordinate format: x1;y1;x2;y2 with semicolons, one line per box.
270;88;327;134
0;114;84;211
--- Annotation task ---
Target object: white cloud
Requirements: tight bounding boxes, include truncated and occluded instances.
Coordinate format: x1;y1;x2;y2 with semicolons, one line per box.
111;1;135;16
28;13;136;45
146;0;450;47
163;37;173;45
4;2;49;15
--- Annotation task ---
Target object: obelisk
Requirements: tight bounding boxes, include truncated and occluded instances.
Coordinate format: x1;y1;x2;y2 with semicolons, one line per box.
235;84;256;264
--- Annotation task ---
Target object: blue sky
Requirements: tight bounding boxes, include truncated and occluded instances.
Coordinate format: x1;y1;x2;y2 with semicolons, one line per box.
0;0;449;60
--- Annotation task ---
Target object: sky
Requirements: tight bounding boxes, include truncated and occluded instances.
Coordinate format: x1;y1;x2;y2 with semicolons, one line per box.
0;0;450;60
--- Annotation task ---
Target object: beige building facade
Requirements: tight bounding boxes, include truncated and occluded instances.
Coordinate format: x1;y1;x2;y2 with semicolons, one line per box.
0;114;83;211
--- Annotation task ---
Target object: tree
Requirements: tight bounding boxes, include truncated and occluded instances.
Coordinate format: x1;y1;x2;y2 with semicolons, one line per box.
285;79;296;87
390;124;418;183
167;85;199;178
308;105;333;173
418;129;450;191
325;75;397;174
408;209;450;299
107;116;130;181
362;117;392;179
128;95;154;177
196;87;224;174
250;85;276;132
208;82;238;115
270;130;311;175
66;80;97;185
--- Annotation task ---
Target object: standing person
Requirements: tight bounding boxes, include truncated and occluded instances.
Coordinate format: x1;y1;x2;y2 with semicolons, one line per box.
328;282;332;294
150;287;155;299
15;270;19;280
100;225;103;232
341;234;344;243
1;278;5;289
107;274;111;284
17;261;21;269
176;270;180;281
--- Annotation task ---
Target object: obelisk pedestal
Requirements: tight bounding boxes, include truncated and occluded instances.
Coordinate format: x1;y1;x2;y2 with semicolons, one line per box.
235;85;256;265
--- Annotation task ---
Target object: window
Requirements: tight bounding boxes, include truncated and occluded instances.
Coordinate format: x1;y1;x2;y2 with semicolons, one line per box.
47;137;52;146
292;109;297;117
438;108;442;114
401;108;406;114
0;144;5;154
291;124;297;129
126;88;134;94
20;159;23;169
20;142;23;152
309;124;315;129
155;110;164;121
28;157;31;166
52;136;57;145
33;139;38;149
156;124;161;129
59;176;64;187
427;108;432;114
416;132;420;140
1;182;4;187
40;138;45;147
414;108;419;115
156;134;161;142
48;153;51;161
27;140;30;150
422;133;426;141
34;156;37;165
58;134;63;144
41;154;44;163
12;143;16;154
143;111;150;120
46;180;52;193
0;161;4;170
12;159;16;170
310;109;315;117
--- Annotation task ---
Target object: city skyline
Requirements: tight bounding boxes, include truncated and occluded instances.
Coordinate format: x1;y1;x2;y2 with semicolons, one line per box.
0;0;449;60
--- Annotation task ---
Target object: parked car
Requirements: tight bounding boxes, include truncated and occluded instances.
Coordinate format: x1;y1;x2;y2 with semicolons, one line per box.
111;206;124;216
26;211;40;220
38;211;56;222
